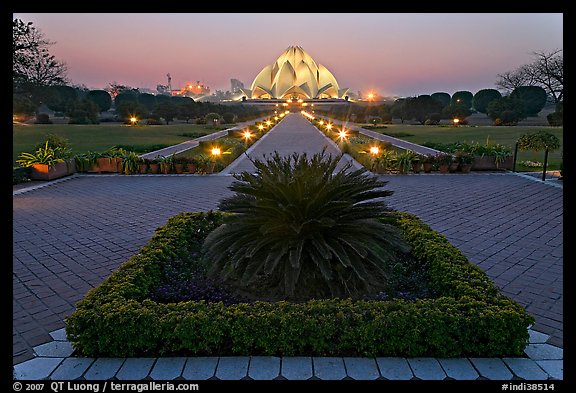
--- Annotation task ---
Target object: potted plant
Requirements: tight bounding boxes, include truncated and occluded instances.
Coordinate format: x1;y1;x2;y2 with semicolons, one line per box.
158;154;174;174
122;151;143;175
455;150;475;173
147;157;160;174
94;146;126;173
74;151;98;173
186;157;198;174
422;154;436;173
411;153;424;174
195;154;215;174
370;150;395;174
394;150;416;175
16;141;75;181
436;153;454;173
173;156;188;174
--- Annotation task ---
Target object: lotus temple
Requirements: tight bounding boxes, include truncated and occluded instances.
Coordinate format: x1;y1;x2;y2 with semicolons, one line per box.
241;46;350;107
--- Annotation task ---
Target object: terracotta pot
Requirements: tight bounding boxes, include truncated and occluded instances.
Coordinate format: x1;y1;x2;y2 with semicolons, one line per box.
412;161;422;174
174;163;185;174
438;164;450;174
461;164;472;173
95;157;122;173
160;163;171;174
29;161;73;181
138;164;148;174
423;163;433;173
186;163;197;174
148;163;160;174
449;162;459;173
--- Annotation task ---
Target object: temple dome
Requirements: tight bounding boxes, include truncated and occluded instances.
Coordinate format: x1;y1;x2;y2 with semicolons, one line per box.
241;46;349;100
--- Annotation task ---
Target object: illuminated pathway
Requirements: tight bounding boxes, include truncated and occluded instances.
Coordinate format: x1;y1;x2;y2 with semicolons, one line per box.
221;112;360;175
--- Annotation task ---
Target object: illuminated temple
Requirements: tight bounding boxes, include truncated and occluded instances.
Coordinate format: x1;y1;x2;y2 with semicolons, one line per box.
241;46;349;101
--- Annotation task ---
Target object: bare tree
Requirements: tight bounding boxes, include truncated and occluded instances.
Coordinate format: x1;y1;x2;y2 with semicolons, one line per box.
13;18;68;88
496;49;563;103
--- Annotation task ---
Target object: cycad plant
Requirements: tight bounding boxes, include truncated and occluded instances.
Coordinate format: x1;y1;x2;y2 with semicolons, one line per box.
202;149;411;301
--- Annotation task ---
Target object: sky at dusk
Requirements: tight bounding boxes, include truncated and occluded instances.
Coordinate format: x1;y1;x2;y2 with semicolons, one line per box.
13;13;563;98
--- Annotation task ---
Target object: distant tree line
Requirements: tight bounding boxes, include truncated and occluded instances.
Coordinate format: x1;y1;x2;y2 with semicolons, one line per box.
13;18;562;127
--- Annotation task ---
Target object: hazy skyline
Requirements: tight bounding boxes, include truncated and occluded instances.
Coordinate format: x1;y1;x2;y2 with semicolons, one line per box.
13;13;563;98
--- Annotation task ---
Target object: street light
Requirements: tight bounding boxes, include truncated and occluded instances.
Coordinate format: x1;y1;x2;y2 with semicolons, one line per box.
453;118;460;126
130;116;137;126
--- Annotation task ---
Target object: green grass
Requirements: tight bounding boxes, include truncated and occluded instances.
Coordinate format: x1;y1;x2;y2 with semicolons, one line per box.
12;123;230;165
361;124;564;170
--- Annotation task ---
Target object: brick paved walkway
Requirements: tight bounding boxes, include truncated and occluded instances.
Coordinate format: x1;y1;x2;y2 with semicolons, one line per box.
13;113;563;375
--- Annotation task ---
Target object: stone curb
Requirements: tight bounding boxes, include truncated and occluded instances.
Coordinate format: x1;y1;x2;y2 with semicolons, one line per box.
13;327;562;381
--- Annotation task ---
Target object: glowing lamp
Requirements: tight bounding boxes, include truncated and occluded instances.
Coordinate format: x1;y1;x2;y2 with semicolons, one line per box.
370;146;380;155
211;147;221;156
326;124;332;130
243;131;252;139
453;118;460;125
258;124;264;131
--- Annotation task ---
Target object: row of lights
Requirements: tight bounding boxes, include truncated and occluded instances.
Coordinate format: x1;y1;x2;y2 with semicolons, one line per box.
315;116;381;156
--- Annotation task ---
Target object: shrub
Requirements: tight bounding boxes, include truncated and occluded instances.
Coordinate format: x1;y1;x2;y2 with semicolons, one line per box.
65;211;533;358
202;149;410;300
34;113;52;124
146;118;164;125
547;111;563;126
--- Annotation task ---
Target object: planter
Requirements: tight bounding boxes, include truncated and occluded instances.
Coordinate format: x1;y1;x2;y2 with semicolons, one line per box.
471;155;513;171
412;161;422;174
29;159;75;181
438;164;450;174
449;162;459;173
174;163;185;174
423;163;433;173
92;157;122;173
148;163;160;174
138;164;148;174
460;164;472;173
186;162;197;174
160;163;172;174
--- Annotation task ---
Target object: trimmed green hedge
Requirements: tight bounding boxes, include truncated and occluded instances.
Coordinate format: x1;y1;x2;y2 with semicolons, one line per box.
65;211;533;358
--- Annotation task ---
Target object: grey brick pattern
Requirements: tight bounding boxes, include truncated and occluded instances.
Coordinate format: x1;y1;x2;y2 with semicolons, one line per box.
13;113;563;380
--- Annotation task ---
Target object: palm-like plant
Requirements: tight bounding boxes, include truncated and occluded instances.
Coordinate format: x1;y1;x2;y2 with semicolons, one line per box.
202;149;411;301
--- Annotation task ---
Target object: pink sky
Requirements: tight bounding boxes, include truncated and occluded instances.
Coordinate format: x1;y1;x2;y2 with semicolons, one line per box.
13;13;563;98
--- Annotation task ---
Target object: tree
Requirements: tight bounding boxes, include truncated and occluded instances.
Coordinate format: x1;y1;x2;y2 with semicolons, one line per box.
390;98;411;123
516;131;561;181
154;101;179;124
86;90;112;113
113;92;138;109
451;91;473;109
473;89;502;114
13;18;68;89
137;93;157;112
431;92;451;108
44;85;78;113
496;49;563;103
509;86;547;116
66;99;100;124
177;100;198;123
115;101;148;123
486;96;526;125
405;95;443;125
442;103;472;121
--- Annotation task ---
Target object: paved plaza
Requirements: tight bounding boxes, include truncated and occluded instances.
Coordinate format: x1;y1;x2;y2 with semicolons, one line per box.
13;113;563;380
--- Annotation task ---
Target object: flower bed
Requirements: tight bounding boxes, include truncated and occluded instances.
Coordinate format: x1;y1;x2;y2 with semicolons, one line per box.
65;211;533;358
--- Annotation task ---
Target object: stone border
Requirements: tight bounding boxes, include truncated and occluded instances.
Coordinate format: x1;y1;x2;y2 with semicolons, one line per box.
13;327;562;380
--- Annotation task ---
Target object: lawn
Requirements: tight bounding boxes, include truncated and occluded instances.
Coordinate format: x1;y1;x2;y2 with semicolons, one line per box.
357;124;563;170
12;123;230;165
